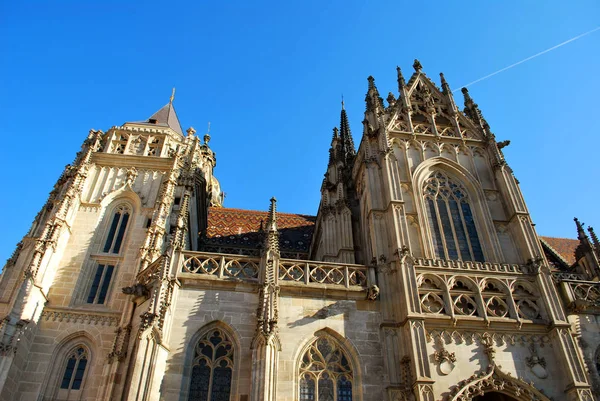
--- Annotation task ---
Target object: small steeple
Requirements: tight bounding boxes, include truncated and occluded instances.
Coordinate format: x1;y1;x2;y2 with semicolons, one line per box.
575;217;587;240
339;103;356;163
396;66;406;90
440;73;457;111
266;197;278;232
461;87;490;132
145;97;184;136
365;76;383;113
589;226;600;255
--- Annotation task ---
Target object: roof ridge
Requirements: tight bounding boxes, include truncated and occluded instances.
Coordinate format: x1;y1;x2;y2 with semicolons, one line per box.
539;237;572;268
209;207;316;219
539;235;578;241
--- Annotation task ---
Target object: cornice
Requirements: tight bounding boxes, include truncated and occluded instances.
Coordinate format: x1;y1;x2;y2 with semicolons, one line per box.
91;153;174;171
41;307;120;326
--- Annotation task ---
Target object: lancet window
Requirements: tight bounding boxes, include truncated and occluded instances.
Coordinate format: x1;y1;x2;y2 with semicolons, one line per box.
188;329;234;401
103;204;130;254
59;346;89;391
299;335;353;401
424;171;484;262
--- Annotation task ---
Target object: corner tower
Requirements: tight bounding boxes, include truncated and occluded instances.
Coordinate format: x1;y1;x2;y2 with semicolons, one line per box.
0;96;222;400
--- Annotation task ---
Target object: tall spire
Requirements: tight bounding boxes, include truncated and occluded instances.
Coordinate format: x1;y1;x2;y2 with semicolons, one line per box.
266;197;278;233
339;102;356;163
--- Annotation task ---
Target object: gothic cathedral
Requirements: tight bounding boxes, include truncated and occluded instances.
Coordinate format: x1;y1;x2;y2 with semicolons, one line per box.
1;61;599;401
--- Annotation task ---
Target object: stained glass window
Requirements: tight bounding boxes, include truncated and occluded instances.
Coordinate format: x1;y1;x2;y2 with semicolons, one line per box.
103;205;130;254
423;171;484;262
299;336;353;401
189;329;234;401
60;347;88;390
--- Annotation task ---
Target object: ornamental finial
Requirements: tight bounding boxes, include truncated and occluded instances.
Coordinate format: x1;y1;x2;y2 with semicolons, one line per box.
170;88;176;104
413;59;423;72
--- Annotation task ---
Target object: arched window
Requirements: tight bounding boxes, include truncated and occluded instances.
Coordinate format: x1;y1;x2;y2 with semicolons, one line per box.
103;204;131;254
188;328;234;401
60;346;88;390
424;171;484;262
299;335;353;401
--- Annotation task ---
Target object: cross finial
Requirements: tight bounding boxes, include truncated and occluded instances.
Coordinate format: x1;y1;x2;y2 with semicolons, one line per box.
207;121;211;134
170;88;176;104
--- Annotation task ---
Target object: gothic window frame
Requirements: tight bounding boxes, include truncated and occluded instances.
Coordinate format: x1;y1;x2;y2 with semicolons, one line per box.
180;322;240;401
295;330;362;401
75;200;135;307
40;333;95;401
412;158;502;263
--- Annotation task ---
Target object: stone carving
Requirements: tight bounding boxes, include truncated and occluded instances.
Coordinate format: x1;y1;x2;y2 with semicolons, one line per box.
525;343;548;379
433;337;456;375
41;310;118;326
366;284;380;300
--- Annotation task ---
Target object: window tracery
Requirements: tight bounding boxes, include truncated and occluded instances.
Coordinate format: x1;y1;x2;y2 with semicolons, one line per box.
449;278;480;317
299;335;353;401
111;134;129;154
481;281;510;318
424;171;484;262
512;281;542;320
188;329;234;401
60;346;89;391
418;276;446;314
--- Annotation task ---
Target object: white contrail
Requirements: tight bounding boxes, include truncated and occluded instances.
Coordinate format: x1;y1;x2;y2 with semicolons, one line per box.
454;26;600;91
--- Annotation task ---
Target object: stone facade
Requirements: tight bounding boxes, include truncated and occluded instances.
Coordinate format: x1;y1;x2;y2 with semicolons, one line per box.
0;62;599;401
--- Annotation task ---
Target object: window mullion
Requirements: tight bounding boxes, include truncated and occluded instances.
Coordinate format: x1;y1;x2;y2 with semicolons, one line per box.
69;358;79;390
457;202;476;261
95;268;107;304
432;197;449;260
444;198;461;260
110;214;123;253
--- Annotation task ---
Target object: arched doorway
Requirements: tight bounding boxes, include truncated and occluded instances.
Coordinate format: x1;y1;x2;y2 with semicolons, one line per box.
473;392;518;401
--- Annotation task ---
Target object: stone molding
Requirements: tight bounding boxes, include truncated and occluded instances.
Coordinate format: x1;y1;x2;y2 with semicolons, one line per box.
41;308;120;326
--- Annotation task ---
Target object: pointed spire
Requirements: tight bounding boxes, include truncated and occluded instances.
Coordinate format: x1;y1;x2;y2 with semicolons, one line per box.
589;226;600;253
396;66;406;90
146;102;184;136
575;217;586;240
367;76;376;90
440;73;457;112
267;197;277;232
413;59;423;72
461;87;490;132
339;103;356;163
332;127;339;140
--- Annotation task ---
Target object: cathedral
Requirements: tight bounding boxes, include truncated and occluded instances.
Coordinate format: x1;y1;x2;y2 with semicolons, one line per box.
1;61;599;401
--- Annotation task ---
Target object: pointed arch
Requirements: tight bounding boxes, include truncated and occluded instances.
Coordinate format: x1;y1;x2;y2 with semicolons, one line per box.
180;321;241;401
447;364;552;401
412;157;502;262
295;328;362;401
40;331;96;401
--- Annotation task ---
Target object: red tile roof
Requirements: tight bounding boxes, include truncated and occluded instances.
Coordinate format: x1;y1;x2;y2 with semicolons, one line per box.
540;236;579;266
203;207;315;257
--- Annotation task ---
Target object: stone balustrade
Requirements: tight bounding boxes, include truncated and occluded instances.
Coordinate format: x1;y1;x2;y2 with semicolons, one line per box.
178;251;368;289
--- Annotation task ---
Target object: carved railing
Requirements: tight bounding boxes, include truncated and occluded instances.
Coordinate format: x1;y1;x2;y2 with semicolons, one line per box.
413;258;524;274
551;272;587;282
137;256;163;285
181;252;260;281
178;251;368;289
278;259;368;288
560;279;600;313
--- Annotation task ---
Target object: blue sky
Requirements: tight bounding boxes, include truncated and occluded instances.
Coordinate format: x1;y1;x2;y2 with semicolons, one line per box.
0;1;598;263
